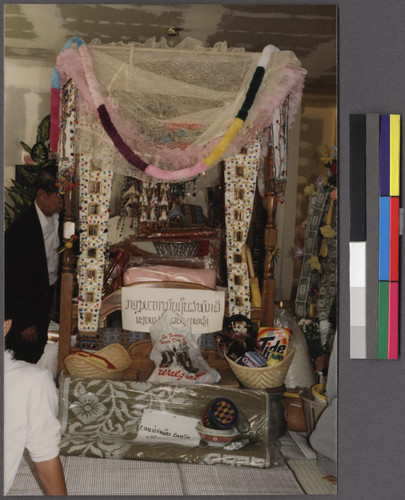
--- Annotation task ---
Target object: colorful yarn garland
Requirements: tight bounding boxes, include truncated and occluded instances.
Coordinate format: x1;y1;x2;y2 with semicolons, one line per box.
97;104;148;172
52;37;278;181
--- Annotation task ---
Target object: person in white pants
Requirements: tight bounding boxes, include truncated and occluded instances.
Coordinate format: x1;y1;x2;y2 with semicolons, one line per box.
3;305;67;495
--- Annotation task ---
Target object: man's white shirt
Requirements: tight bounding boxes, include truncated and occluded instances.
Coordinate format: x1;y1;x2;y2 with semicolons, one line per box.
3;350;61;494
35;201;60;286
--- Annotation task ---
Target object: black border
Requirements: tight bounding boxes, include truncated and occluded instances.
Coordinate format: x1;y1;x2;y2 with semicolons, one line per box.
2;2;405;499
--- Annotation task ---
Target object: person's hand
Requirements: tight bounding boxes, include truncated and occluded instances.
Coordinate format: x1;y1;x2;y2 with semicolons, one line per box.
314;353;330;373
21;326;39;342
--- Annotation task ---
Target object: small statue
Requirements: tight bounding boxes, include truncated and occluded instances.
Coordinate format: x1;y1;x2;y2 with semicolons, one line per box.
169;204;186;223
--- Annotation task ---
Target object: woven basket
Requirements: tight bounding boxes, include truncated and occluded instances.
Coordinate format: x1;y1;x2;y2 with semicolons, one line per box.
225;347;295;389
299;387;328;436
64;343;131;380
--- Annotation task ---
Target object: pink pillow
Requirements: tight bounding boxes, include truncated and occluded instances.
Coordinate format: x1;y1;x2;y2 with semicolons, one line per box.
123;265;217;290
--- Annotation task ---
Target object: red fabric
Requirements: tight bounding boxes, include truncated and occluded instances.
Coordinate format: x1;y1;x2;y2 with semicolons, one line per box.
50;88;60;152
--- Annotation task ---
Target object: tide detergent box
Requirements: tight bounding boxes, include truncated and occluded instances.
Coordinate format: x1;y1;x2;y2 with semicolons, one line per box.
257;327;291;362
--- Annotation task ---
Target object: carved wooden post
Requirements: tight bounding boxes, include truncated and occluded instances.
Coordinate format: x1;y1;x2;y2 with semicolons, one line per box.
57;186;76;374
261;153;277;327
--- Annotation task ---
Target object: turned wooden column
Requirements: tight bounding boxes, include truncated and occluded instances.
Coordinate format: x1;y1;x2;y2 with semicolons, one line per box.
261;177;277;327
57;186;76;374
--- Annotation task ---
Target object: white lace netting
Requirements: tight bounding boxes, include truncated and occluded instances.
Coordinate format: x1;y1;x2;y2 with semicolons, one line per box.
56;37;306;181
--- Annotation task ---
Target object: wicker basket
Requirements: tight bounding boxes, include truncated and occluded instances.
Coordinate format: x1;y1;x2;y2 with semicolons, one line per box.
224;347;295;389
299;387;328;436
64;343;131;380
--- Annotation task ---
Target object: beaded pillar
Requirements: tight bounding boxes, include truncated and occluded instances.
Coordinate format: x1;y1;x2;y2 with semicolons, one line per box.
224;141;261;317
77;153;113;334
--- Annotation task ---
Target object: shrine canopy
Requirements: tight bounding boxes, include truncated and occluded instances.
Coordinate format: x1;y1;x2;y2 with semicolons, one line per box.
52;36;306;182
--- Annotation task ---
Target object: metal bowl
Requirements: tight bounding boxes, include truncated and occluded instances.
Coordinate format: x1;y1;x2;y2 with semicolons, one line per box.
196;421;239;447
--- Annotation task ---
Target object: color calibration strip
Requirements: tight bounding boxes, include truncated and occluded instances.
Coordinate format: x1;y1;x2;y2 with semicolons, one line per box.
349;115;367;358
350;114;401;359
387;114;400;359
365;114;380;358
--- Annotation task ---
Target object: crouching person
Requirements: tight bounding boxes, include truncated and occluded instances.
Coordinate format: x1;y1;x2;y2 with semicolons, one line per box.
3;303;67;495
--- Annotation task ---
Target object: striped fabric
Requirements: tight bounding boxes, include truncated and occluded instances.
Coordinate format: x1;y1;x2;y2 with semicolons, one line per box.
287;459;337;495
378;114;400;359
9;449;304;496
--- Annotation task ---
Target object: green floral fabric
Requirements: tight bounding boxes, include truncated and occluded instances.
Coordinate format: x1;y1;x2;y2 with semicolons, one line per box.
58;375;271;468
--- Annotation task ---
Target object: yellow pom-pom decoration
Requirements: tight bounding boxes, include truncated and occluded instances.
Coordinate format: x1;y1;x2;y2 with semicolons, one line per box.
203;118;244;167
307;255;322;272
320;224;336;238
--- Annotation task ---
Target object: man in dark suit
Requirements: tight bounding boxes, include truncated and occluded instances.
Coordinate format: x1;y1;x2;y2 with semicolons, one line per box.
5;166;64;363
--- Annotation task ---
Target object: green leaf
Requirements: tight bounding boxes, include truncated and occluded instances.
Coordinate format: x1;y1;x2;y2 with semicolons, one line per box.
8;179;20;189
4;203;17;224
4;210;13;230
20;141;32;155
9;179;28;193
43;158;58;170
6;181;34;207
36;114;51;144
4;201;15;210
19;167;37;184
8;190;25;207
31;142;48;165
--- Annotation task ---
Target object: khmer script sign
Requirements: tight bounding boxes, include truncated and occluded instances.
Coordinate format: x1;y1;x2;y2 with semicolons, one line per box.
121;287;225;334
135;409;200;446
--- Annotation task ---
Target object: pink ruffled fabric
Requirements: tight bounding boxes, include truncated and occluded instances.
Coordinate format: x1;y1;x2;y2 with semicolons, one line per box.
145;161;208;180
56;48;97;113
254;63;306;132
78;45;104;109
123;265;217;290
